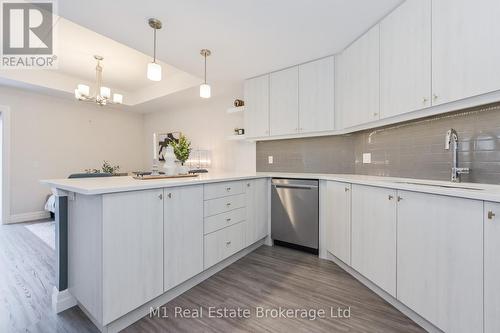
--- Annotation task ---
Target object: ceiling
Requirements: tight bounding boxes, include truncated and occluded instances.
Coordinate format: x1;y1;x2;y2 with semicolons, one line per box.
0;0;404;110
58;0;403;85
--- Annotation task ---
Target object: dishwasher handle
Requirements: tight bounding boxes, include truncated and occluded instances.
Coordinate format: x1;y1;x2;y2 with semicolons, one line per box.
272;184;318;190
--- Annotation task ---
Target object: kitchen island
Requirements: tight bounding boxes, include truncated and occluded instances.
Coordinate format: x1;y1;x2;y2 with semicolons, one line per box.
42;173;271;333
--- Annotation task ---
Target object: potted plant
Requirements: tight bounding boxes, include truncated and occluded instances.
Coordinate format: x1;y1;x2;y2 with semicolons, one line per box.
170;134;191;174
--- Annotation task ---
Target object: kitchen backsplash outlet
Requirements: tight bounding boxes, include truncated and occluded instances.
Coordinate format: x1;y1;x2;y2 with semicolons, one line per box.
256;102;500;184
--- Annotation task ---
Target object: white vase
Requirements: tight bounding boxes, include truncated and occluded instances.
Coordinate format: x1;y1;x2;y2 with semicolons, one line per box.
163;146;177;176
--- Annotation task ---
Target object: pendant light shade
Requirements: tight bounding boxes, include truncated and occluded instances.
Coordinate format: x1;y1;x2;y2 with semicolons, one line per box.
200;49;211;99
147;18;162;81
147;62;162;81
200;83;211;98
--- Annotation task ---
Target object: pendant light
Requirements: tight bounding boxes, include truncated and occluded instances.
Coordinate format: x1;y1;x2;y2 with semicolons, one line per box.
147;18;162;81
200;49;211;98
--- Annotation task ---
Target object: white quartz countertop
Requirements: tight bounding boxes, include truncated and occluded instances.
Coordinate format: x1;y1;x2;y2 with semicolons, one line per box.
42;171;500;202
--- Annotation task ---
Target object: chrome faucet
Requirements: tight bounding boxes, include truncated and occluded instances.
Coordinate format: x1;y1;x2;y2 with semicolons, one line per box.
445;128;470;182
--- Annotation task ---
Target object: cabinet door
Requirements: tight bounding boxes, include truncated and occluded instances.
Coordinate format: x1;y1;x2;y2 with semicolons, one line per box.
324;181;351;264
485;202;500;333
432;0;500;105
397;191;483;333
269;67;299;136
245;178;269;246
337;25;380;128
102;189;164;324
380;0;431;118
351;185;396;296
164;185;203;291
244;75;269;138
298;56;335;133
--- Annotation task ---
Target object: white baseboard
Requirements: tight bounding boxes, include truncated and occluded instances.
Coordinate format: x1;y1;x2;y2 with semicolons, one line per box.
7;210;51;224
52;287;77;313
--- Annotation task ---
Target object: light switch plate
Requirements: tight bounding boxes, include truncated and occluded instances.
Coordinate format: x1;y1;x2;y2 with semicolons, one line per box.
268;156;274;164
363;153;371;164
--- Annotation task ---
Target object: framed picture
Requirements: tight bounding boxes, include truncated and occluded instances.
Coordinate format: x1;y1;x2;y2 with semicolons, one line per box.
157;132;181;161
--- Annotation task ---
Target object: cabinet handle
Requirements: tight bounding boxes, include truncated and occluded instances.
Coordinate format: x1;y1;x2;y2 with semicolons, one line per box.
433;94;438;100
158;194;163;200
226;187;231;192
226;241;232;246
226;218;232;222
397;196;403;202
226;202;231;207
167;193;172;199
247;183;251;187
488;210;496;220
345;187;349;192
388;195;394;200
373;112;379;117
422;97;428;103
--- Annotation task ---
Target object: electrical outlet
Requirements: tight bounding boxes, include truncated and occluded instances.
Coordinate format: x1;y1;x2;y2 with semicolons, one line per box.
268;156;274;164
362;153;371;164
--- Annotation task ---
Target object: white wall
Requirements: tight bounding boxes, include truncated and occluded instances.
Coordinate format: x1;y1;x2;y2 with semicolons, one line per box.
0;87;144;222
142;86;255;173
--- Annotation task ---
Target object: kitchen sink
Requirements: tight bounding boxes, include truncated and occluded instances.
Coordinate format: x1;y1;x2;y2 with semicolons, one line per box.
392;181;484;191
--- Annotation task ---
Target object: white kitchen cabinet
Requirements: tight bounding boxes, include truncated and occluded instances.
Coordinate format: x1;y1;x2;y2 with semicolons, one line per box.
102;189;164;324
269;67;299;136
163;185;204;291
336;25;380;128
432;0;500;106
244;75;269;138
351;184;396;296
298;56;335;133
380;0;431;118
245;178;269;246
204;221;246;269
485;202;500;333
324;181;351;264
397;191;483;333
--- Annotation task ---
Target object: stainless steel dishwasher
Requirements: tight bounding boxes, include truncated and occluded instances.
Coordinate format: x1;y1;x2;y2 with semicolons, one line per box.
271;178;319;254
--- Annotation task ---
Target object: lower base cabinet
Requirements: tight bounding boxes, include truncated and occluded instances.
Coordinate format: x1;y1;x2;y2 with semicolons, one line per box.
245;178;269;246
397;191;483;333
485;202;500;333
204;221;246;269
351;184;397;296
324;181;351;264
163;185;204;291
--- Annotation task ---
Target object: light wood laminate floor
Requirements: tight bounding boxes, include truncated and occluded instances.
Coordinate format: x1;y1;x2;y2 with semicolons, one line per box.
1;222;425;333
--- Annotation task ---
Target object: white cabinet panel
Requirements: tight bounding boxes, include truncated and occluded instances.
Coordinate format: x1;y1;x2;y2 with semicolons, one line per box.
245;178;269;246
298;56;335;133
204;181;244;200
324;181;351;264
204;221;246;269
351;184;396;296
485;201;500;333
102;189;164;324
163;185;204;291
204;207;246;235
270;67;299;136
380;0;431;118
432;0;500;105
204;194;246;217
244;75;269;138
397;191;483;333
337;25;380;128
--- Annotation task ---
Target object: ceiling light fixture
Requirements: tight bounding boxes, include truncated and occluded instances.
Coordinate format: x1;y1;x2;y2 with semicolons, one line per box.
200;49;211;98
147;18;162;81
74;55;123;106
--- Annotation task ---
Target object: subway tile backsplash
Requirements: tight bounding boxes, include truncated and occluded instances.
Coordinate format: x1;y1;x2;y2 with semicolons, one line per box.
256;102;500;184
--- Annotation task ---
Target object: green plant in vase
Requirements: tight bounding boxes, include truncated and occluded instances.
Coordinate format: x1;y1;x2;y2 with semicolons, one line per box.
170;134;191;174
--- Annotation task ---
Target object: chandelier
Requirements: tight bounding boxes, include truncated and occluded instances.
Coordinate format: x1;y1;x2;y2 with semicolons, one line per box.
74;55;123;106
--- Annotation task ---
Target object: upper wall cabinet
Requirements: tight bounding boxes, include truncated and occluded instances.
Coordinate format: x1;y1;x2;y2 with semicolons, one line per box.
337;25;380;128
244;75;270;138
380;0;431;119
432;0;500;106
298;56;335;133
269;67;299;136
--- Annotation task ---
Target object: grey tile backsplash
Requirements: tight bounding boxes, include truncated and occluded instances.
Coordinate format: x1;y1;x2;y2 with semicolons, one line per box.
256;102;500;184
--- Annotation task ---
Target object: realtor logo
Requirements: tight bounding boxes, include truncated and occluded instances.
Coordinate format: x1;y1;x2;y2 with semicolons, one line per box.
1;1;57;68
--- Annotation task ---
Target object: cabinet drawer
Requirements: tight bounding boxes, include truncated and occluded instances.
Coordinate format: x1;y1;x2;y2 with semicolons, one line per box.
204;207;246;235
204;221;246;269
204;181;244;200
204;194;245;217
